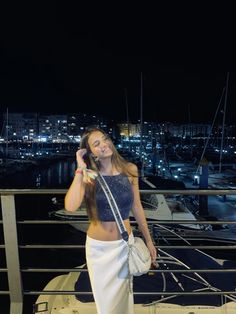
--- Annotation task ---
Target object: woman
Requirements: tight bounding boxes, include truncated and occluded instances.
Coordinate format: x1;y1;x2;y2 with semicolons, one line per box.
65;127;157;314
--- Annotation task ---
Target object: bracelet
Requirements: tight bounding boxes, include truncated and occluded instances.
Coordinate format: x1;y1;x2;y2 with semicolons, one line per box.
77;165;86;169
75;168;83;175
74;167;98;180
75;164;86;175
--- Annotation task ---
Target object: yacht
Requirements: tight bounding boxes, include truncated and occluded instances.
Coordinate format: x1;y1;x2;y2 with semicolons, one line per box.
33;224;236;313
49;176;200;233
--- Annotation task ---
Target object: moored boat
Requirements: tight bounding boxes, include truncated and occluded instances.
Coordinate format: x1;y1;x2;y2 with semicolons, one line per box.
33;226;236;313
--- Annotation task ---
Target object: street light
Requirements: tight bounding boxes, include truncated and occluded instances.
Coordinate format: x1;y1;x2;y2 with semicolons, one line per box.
194;175;199;185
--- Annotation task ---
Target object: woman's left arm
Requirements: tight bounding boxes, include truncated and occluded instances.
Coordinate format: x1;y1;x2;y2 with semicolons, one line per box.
130;164;157;264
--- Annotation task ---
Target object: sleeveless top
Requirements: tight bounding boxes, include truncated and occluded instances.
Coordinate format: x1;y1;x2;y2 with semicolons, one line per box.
95;173;134;222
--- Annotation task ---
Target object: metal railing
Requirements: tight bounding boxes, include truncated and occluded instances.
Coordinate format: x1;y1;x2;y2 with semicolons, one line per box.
1;188;236;314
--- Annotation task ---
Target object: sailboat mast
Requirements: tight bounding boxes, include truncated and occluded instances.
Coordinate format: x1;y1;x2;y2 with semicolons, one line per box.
195;86;226;174
219;72;229;173
188;104;193;158
6;107;9;159
140;72;144;177
124;88;130;149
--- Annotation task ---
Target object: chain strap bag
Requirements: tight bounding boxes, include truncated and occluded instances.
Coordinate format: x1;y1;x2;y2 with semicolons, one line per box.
97;173;151;276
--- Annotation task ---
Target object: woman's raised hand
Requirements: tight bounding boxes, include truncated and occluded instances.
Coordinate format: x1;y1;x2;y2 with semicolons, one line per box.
76;149;87;169
75;149;97;184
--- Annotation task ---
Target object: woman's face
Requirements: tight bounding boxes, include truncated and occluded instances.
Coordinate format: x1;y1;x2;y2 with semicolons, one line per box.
88;131;113;160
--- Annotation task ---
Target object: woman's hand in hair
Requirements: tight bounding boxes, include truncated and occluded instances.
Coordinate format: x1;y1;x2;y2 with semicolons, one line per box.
76;149;97;185
76;149;88;169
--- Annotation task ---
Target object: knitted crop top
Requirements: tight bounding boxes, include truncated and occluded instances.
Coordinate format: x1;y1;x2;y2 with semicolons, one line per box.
95;173;134;222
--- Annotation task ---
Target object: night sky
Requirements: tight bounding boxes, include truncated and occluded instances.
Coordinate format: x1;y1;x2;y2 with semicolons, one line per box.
1;3;236;124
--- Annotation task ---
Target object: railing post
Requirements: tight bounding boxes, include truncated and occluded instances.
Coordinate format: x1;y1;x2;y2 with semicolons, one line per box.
199;158;209;216
1;195;23;314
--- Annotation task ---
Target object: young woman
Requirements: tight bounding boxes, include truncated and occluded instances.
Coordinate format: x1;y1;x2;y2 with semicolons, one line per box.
65;127;157;314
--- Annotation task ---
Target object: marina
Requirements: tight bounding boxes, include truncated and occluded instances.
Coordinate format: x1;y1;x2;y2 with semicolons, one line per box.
1;5;236;312
0;101;236;314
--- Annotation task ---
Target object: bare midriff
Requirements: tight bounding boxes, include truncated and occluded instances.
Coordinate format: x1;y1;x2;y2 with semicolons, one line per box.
87;219;132;241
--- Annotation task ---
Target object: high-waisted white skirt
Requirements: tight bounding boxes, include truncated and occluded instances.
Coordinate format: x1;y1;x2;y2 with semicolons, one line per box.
85;234;134;314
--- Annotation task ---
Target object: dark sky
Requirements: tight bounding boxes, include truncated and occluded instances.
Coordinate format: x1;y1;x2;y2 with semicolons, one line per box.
1;3;236;124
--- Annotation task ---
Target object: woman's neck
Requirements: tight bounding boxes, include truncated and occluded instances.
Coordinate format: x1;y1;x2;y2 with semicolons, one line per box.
99;158;117;175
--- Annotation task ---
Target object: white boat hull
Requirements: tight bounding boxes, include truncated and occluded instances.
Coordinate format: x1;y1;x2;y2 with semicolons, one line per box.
52;193;200;233
34;266;236;314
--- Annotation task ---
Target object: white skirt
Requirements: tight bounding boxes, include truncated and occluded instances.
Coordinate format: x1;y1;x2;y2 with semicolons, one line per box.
85;234;134;314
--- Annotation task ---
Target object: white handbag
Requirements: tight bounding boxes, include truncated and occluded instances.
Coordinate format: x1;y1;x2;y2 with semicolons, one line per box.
97;174;151;276
128;236;151;276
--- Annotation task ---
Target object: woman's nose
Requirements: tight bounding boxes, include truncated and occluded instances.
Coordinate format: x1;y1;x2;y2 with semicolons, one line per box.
101;141;107;148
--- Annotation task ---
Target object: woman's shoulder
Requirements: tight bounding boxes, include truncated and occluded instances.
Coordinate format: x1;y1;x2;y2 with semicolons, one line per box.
125;162;138;179
126;162;138;173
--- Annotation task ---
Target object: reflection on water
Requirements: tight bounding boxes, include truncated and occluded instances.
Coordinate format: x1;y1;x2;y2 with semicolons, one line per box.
0;159;77;188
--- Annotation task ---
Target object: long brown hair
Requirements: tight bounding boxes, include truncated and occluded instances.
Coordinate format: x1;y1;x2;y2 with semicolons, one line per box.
80;127;137;221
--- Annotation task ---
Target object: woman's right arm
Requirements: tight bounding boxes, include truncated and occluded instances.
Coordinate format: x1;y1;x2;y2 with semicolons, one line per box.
64;149;87;212
64;172;85;211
